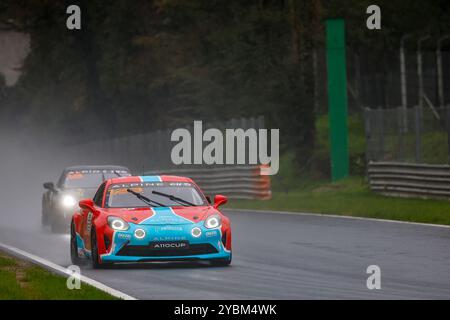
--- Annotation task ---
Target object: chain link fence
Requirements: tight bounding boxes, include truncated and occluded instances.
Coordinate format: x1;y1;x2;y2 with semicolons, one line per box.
60;116;266;172
364;106;450;164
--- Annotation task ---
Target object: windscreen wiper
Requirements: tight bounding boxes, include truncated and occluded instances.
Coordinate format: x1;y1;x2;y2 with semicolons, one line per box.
151;190;196;207
126;189;165;207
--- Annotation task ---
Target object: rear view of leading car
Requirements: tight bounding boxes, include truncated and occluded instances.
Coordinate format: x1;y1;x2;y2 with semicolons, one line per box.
71;175;232;268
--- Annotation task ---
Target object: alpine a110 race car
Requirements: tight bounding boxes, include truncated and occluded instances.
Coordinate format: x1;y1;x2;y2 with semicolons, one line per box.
42;165;132;232
70;175;232;268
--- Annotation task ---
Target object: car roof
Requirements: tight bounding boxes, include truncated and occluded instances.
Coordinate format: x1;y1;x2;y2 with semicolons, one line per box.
63;165;131;172
108;175;194;185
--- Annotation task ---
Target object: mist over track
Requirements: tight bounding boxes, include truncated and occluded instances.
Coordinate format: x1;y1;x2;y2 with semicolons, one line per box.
0;209;449;299
0;131;449;299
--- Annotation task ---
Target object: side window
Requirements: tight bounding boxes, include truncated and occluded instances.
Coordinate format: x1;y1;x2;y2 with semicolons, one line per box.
93;182;106;207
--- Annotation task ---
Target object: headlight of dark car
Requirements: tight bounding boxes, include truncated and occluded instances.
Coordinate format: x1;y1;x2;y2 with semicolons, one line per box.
60;194;77;208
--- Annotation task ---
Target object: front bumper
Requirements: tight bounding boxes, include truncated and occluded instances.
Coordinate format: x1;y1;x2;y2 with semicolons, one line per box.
99;222;231;263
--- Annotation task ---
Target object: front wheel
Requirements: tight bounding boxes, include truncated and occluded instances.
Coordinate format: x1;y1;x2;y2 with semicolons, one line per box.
41;209;49;227
70;221;84;265
90;230;102;269
90;229;110;269
41;197;49;227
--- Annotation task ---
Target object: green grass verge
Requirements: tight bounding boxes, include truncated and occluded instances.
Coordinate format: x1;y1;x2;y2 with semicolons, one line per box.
229;176;450;226
0;253;116;300
243;113;450;226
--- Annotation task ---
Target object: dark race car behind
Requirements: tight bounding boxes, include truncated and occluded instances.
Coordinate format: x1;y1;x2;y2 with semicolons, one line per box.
42;165;131;233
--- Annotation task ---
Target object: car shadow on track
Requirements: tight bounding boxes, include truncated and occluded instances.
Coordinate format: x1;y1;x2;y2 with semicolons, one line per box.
83;261;231;270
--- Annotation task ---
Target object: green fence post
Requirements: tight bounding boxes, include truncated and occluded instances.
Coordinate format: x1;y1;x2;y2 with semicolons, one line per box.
326;18;349;181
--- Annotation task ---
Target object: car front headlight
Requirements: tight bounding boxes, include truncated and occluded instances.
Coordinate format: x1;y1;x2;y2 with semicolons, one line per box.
107;216;129;231
204;214;222;229
61;195;76;208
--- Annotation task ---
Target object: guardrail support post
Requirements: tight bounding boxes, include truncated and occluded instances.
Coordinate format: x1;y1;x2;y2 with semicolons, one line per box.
414;105;422;163
400;34;413;133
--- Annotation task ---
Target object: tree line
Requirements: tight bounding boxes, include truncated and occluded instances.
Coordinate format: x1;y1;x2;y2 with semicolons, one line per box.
0;0;449;169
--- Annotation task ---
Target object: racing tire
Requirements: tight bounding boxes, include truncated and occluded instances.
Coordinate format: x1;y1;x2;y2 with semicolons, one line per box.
41;208;49;227
91;229;109;269
70;221;84;265
41;197;49;227
210;253;232;267
41;214;48;228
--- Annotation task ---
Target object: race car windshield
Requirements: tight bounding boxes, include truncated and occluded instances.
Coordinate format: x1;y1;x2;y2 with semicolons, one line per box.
106;182;206;208
63;172;103;188
62;170;131;189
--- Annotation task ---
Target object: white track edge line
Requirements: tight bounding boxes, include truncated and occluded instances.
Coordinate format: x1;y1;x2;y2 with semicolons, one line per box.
225;208;450;229
0;242;137;300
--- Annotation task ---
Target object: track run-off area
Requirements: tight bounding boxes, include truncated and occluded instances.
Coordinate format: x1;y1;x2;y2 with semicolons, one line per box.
0;209;449;299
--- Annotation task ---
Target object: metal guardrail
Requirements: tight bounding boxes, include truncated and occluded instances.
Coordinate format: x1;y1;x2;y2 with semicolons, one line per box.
368;161;450;200
145;165;271;200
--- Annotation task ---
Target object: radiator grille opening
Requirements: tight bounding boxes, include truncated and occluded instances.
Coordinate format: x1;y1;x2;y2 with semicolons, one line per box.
116;243;218;257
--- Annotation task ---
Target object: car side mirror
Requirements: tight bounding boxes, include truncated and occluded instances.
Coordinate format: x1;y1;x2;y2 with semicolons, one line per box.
213;195;227;208
79;199;95;211
43;182;55;191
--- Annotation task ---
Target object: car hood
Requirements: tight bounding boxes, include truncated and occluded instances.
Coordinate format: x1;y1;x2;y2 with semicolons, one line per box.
102;206;218;225
62;188;98;200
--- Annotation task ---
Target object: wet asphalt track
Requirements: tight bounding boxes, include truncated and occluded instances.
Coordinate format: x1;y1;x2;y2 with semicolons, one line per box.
0;209;450;299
